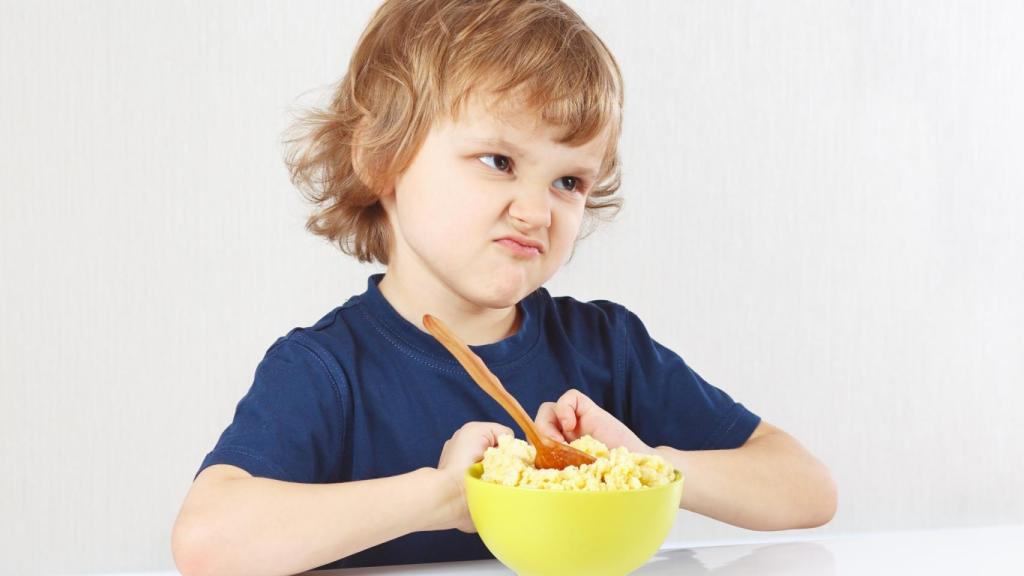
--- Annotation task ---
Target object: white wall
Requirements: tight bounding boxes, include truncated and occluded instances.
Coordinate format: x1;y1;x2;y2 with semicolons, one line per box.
2;1;1021;573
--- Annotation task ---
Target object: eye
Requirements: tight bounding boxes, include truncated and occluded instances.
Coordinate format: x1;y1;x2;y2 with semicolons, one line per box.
478;154;512;173
553;176;585;194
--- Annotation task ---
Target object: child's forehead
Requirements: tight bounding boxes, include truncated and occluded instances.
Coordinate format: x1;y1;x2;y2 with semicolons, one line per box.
448;94;546;138
443;91;614;156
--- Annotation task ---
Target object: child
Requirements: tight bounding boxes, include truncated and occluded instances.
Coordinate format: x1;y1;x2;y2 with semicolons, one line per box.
172;0;837;574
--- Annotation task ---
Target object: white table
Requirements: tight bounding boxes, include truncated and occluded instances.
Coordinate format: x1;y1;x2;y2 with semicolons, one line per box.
90;524;1023;576
306;524;1024;575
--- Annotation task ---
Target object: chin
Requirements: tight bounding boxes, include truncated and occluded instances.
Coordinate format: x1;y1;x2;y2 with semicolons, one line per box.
470;286;526;309
472;271;540;308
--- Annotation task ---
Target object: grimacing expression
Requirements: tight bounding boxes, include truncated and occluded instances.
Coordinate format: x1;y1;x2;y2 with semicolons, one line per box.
384;96;611;309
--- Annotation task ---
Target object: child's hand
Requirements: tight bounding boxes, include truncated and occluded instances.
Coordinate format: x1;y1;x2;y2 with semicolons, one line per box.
534;389;654;455
435;421;514;533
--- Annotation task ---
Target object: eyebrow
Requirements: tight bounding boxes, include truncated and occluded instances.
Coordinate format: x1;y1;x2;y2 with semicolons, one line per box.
468;137;528;158
467;137;600;180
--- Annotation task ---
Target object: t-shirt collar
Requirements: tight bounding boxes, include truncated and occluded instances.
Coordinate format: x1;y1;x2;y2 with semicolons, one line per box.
358;273;542;367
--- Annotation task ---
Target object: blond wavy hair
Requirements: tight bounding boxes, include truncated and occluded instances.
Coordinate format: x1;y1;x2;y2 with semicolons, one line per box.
285;0;624;264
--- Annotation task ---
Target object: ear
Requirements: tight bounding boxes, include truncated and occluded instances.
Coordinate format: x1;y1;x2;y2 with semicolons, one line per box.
378;181;396;199
351;125;396;200
350;127;372;188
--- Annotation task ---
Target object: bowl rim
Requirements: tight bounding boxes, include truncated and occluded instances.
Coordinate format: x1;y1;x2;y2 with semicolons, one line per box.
464;461;684;494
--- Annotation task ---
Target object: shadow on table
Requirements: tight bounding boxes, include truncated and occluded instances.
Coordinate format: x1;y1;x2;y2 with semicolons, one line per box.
634;542;836;575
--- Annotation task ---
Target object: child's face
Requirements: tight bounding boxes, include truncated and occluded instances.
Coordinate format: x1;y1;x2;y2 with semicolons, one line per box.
382;93;610;311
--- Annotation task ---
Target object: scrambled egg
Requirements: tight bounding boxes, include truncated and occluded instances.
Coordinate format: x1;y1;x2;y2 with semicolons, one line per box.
481;435;676;491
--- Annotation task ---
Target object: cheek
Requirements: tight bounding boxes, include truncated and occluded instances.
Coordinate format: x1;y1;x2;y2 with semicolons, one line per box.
432;177;508;234
552;204;585;246
397;171;496;247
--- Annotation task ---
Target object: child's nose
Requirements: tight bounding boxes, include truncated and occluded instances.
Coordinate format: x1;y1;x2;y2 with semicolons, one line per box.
507;184;552;229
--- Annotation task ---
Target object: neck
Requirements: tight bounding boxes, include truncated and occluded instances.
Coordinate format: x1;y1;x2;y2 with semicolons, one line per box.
378;271;520;346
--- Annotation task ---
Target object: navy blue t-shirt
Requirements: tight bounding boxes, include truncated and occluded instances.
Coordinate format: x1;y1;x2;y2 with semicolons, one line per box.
198;274;760;569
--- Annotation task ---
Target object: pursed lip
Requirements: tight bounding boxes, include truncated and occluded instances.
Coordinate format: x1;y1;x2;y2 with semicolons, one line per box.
496;235;545;254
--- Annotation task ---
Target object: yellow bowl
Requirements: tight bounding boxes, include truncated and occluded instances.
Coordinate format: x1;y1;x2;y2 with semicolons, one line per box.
465;462;684;576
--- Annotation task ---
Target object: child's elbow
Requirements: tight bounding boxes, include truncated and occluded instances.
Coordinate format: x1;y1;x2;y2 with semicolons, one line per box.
171;513;217;576
802;467;838;528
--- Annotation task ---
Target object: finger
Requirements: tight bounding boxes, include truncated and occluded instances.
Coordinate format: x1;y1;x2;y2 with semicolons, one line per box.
555;402;577;433
463;421;515;447
559;389;592;425
534;402;559;428
533;402;566;442
559;388;597;411
488;423;515;444
449;422;514;468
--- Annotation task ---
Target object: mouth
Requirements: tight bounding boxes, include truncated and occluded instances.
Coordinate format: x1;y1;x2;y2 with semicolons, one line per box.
495;236;544;257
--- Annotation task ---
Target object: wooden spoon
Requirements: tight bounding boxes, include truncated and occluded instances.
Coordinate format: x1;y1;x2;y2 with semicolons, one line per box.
422;314;597;470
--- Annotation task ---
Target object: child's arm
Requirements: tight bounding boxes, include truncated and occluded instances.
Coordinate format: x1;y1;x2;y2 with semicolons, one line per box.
535;390;837;531
654;421;837;530
172;421;512;576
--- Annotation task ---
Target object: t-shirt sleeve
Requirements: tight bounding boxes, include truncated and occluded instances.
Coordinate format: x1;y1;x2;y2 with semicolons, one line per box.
196;337;347;483
620;308;760;450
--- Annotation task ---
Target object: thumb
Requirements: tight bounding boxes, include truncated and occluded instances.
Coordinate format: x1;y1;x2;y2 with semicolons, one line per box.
483;423;516;446
440;422;516;473
556;389;596;431
464;421;515;449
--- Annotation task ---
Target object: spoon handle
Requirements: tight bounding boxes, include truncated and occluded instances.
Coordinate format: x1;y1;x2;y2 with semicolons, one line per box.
422;314;544;448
